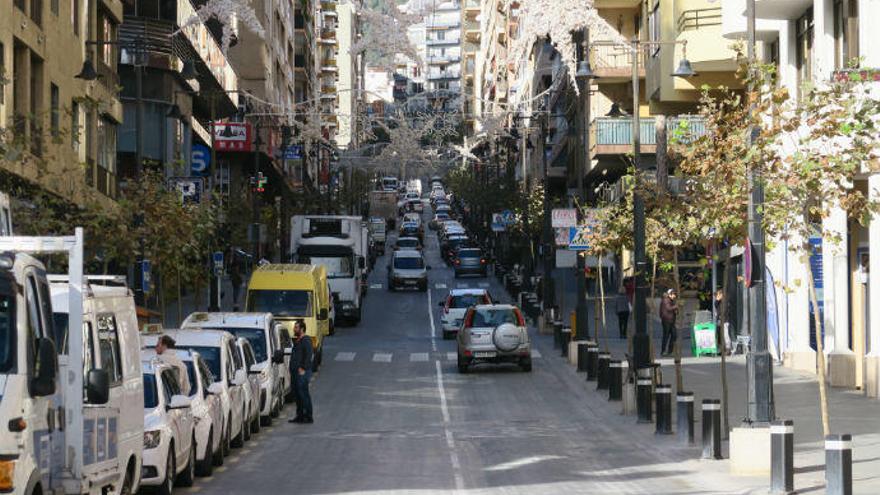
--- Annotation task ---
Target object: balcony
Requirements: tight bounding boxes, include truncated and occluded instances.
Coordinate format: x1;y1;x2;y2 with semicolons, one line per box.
427;53;461;64
465;29;481;43
590;44;645;81
428;70;461;80
320;0;336;11
427;19;461;30
427;36;461;46
592;116;707;156
464;0;479;19
319;29;337;44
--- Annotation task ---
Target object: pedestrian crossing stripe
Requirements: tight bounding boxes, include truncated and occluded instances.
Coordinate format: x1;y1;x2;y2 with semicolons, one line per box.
456;283;469;288
447;352;457;361
370;283;383;289
335;352;356;362
435;283;447;289
373;352;393;363
410;352;429;362
478;282;490;288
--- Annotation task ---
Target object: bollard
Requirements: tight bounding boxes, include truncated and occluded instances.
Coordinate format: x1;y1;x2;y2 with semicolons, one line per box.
676;392;695;445
770;420;794;494
577;343;590;372
636;368;653;423
701;399;722;460
596;353;611;390
608;360;624;401
553;322;562;350
586;345;600;381
654;385;673;435
560;328;572;357
825;433;852;495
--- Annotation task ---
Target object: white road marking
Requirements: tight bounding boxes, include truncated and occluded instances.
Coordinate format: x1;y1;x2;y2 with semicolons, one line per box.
410;352;429;362
370;283;383;289
335;352;356;362
435;283;447;289
531;349;543;359
478;282;490;288
447;352;457;361
427;286;437;352
456;283;470;288
372;352;392;363
435;360;465;492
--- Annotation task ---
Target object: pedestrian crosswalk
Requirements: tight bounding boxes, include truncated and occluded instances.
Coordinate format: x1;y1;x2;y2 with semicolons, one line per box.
332;350;544;363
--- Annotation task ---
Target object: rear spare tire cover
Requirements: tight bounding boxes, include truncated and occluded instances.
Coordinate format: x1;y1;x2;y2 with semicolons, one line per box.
493;323;522;352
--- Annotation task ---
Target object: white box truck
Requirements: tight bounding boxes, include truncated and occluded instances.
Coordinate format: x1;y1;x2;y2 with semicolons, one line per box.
290;216;367;325
0;229;144;495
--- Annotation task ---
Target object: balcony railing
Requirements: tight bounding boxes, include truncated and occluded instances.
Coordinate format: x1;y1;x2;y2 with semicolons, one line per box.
427;70;461;80
677;7;721;32
427;36;461;45
593;116;708;153
590;45;646;79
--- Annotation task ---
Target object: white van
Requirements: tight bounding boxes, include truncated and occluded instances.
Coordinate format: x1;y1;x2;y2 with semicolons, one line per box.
0;229;145;495
141;329;249;453
181;312;288;425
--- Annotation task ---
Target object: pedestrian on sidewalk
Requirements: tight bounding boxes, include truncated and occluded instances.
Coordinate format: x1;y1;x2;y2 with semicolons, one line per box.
230;262;243;311
659;289;679;356
288;320;314;424
155;335;191;396
615;291;631;338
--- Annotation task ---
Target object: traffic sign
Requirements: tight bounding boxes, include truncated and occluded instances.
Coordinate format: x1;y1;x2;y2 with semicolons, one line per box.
283;145;304;160
212;251;224;276
191;143;211;176
491;213;505;232
168;177;204;204
568;226;591;250
141;260;152;294
501;210;516;226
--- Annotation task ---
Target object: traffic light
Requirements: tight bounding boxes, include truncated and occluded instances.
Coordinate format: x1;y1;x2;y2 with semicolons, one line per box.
250;172;268;193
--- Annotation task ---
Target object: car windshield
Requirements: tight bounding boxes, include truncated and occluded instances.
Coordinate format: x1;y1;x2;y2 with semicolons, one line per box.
458;249;481;258
0;295;14;373
184;361;198;396
205;327;267;362
394;257;424;270
299;256;353;278
143;373;159;408
471;308;518;327
435;214;449;220
247;290;313;317
180;346;222;380
450;294;486;309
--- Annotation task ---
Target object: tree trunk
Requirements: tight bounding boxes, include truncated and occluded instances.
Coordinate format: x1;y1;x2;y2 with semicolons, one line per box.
655;115;668;192
719;252;732;438
807;259;832;437
176;268;183;326
672;246;683;391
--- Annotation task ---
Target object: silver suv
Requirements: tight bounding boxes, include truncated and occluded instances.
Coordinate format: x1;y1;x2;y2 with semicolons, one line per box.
457;304;531;373
387;249;430;291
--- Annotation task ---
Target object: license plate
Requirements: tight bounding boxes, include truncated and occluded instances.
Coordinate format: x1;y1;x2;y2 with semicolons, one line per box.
405;280;417;285
474;351;496;358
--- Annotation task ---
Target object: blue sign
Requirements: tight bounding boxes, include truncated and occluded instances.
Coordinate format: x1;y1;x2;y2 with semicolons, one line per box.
501;210;516;226
191;144;211;176
568;226;591;251
808;236;824;350
141;260;152;294
284;145;304;160
212;251;224;276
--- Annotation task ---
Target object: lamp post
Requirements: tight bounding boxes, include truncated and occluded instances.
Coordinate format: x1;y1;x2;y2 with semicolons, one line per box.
252;123;264;261
575;34;597;341
588;38;696;368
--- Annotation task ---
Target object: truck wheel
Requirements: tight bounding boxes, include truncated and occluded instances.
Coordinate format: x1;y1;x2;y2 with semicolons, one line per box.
329;320;336;336
312;347;323;372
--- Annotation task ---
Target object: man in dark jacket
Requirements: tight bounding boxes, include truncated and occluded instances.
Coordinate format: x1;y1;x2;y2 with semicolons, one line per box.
288;320;314;423
659;289;679;356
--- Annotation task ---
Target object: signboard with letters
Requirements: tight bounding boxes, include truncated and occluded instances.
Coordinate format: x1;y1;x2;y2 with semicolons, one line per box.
213;122;252;152
491;213;505;232
283;145;304;160
555;228;570;247
168;177;205;204
551;208;577;228
191;143;211;176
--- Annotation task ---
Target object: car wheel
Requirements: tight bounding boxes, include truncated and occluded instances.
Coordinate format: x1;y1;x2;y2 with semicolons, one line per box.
196;430;214;476
177;436;196;487
457;354;469;374
231;415;245;448
212;426;225;466
329;320;336;336
520;357;533;372
262;411;273;426
242;411;252;442
442;330;451;340
119;463;134;495
252;409;261;434
313;347;323;372
222;419;232;456
387;281;395;292
157;450;174;495
454;272;460;278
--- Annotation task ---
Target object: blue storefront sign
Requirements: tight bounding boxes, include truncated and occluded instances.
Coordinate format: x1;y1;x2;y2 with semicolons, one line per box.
809;236;824;350
284;145;304;160
191;143;211;177
141;260;152;294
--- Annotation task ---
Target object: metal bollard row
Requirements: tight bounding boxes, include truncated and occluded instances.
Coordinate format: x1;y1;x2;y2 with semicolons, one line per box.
607;360;624;401
701;399;722;460
654;385;672;435
676;392;694;445
770;420;794;494
825;433;852;495
596;353;611;390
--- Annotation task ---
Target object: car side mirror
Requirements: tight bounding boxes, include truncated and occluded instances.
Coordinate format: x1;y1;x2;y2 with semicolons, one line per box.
272;349;285;364
207;382;223;395
86;368;110;404
168;394;192;410
318;308;329;321
30;338;58;397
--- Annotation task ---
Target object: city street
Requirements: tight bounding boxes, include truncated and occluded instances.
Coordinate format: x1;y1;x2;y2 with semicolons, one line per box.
183;220;759;495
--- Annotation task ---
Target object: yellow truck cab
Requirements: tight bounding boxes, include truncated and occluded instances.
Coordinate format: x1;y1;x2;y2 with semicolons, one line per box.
245;264;331;370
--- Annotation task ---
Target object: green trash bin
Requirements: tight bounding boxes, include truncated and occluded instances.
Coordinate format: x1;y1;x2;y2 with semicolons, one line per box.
691;310;718;357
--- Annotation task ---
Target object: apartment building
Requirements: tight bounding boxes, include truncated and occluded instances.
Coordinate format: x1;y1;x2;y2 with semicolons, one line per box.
335;1;363;150
1;0;123;202
460;0;480;133
424;0;462;112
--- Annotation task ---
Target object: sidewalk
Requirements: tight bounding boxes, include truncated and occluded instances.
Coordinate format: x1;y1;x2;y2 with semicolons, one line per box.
161;277;240;328
546;297;880;494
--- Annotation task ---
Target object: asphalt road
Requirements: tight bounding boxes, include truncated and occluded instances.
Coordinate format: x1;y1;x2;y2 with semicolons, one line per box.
183;211;759;495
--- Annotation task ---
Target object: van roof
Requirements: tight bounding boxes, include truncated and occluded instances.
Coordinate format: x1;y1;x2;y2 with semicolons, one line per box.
182;312;270;329
256;263;315;273
141;328;232;348
448;288;489;296
49;283;133;313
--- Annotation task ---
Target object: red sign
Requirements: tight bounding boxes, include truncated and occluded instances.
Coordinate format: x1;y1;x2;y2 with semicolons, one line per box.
213;122;252;152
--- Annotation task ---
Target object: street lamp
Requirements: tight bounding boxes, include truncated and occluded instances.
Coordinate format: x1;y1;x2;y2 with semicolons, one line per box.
588;37;696;369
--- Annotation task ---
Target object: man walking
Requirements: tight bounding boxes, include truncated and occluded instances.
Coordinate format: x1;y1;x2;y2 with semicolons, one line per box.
155;335;190;396
288;320;314;424
615;291;631;339
659;289;679;356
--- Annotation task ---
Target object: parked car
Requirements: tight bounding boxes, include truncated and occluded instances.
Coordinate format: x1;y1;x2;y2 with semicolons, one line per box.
438;289;493;340
141;358;197;495
142;329;249;453
143;348;224;476
387;249;430;291
453;247;489;277
395;236;422;251
442;235;470;263
234;337;263;437
430;212;450;230
457;304;532;373
181;312;288;426
399;221;423;242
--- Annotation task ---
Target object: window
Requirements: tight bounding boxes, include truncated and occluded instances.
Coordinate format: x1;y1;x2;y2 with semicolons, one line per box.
833;0;859;69
71;101;80;152
649;2;660;56
50;83;59;137
243;343;256;369
206;327;268;362
246;290;313;317
71;0;79;35
143;374;159;408
796;8;814;91
161;369;179;402
96;117;116;173
98;12;116;68
228;341;243;371
96;314;123;385
0;296;14;374
197;358;214;396
182;346;221;379
51;0;58;15
31;0;43;26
